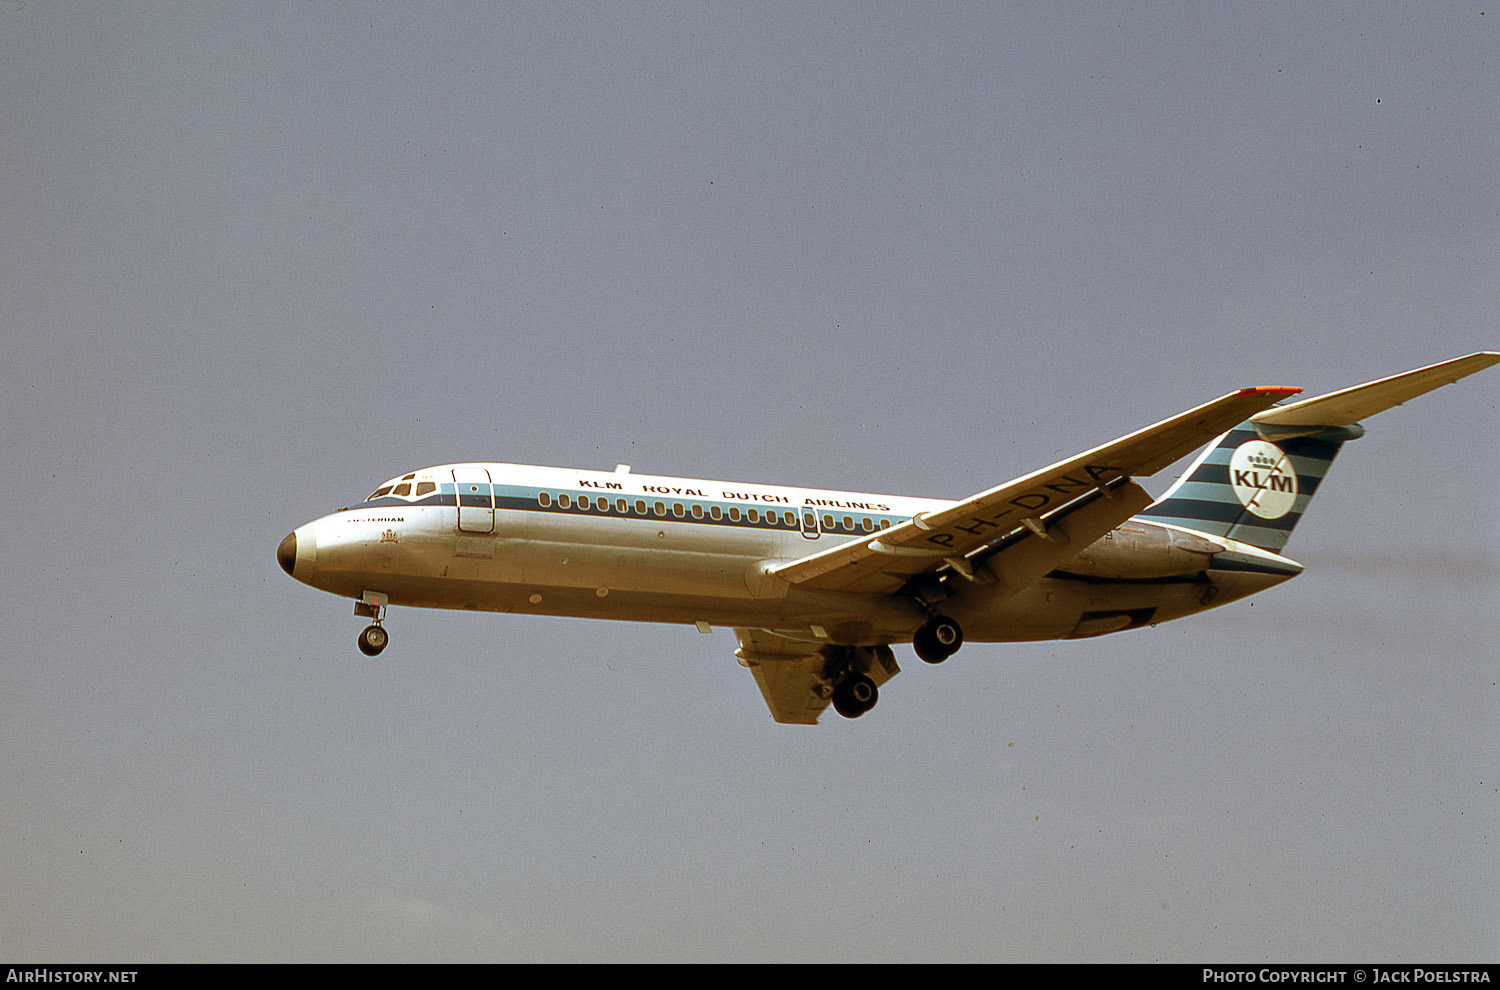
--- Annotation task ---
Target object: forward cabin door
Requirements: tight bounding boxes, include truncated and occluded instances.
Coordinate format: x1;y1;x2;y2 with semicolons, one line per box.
453;467;495;533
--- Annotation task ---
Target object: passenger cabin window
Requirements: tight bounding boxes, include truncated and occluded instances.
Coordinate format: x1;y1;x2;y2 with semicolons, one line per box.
539;492;552;507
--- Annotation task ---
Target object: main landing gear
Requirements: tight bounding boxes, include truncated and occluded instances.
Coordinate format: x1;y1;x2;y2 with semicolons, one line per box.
826;644;898;720
354;595;389;656
912;614;963;664
832;672;878;719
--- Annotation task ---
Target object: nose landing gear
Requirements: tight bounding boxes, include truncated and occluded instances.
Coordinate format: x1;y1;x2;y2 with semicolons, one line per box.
354;593;389;657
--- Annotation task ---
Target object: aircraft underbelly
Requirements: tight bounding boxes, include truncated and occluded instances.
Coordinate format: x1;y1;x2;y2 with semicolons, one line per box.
384;534;916;636
518;542;749;598
957;559;1296;642
958;574;1215;642
371;517;789;622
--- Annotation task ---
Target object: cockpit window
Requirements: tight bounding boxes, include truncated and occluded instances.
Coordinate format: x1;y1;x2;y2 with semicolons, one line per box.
369;486;394;500
415;481;436;496
393;483;412;496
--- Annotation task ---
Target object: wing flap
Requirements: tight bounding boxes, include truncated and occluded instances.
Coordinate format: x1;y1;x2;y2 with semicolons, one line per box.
772;387;1297;595
734;628;832;725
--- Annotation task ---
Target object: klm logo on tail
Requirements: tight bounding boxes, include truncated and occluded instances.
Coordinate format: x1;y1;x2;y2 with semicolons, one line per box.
1137;425;1345;553
1228;440;1298;520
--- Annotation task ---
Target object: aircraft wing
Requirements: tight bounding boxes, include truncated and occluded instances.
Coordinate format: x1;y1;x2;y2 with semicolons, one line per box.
734;628;902;724
733;628;834;725
769;386;1300;596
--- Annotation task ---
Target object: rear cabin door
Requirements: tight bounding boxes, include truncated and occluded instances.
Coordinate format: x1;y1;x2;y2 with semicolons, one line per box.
453;467;495;533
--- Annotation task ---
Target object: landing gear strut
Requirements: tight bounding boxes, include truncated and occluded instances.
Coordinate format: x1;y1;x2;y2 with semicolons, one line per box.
912;614;963;664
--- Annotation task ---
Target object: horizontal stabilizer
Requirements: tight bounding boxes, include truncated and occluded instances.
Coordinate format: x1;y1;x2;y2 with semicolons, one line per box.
1252;352;1500;429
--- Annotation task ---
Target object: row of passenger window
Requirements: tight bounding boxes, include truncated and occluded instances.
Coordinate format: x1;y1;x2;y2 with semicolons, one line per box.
536;491;892;536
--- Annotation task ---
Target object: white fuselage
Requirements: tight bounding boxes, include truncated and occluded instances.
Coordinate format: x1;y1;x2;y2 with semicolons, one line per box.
280;462;1301;646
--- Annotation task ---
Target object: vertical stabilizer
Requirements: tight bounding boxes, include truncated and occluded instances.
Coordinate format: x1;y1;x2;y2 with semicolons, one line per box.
1136;352;1498;552
1135;423;1358;552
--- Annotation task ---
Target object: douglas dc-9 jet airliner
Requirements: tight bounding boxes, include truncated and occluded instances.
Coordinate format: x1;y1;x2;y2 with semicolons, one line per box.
278;353;1497;723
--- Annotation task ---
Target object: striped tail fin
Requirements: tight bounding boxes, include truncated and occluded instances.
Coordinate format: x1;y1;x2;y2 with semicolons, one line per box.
1136;352;1499;553
1134;422;1361;553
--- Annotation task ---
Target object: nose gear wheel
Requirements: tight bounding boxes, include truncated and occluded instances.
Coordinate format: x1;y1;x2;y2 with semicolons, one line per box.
358;623;388;656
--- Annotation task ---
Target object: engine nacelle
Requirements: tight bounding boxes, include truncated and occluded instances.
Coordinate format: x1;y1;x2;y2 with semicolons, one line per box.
1057;521;1224;579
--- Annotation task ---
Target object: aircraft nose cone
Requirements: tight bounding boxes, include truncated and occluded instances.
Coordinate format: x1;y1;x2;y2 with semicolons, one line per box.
277;532;296;576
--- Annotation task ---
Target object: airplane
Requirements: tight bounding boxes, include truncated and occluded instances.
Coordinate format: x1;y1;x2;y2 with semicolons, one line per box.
277;352;1498;724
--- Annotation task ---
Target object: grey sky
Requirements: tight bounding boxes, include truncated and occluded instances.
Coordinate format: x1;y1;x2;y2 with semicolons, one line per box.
1;2;1496;962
